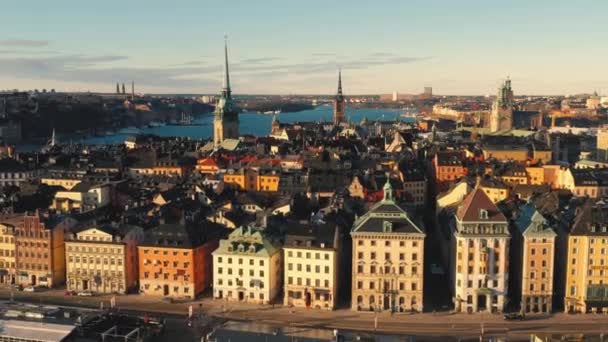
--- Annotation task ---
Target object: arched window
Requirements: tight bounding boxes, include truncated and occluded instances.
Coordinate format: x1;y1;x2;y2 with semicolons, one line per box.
369;295;375;304
357;295;363;304
411;296;417;305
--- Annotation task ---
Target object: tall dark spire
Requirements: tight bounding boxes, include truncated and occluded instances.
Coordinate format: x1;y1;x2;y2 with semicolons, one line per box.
222;35;231;97
337;69;343;96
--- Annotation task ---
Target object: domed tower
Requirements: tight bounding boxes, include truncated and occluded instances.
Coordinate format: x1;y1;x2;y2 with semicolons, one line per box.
213;37;239;147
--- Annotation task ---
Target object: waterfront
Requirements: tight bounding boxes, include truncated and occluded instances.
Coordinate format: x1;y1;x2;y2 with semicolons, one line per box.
79;106;410;145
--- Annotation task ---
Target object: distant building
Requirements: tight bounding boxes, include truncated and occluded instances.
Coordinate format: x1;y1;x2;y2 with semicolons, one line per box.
392;91;398;102
433;151;468;191
597;125;608;162
351;181;426;313
489;78;514;132
213;39;239;147
423;87;433;97
333;70;345;125
50;182;111;213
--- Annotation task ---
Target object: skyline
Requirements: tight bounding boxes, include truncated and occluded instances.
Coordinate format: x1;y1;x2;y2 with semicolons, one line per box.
1;0;608;95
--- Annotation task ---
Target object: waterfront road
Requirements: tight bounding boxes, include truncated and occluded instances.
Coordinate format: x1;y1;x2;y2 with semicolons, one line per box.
1;288;607;340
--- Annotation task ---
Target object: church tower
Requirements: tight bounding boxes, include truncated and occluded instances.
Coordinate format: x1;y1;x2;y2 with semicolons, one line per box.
489;77;514;132
333;70;345;125
213;37;239;147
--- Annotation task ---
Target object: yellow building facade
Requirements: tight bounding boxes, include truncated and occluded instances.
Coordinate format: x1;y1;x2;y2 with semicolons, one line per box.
565;202;608;313
0;218;18;285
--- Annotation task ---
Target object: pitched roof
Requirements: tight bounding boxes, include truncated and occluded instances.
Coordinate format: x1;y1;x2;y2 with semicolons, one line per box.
571;200;608;236
456;187;507;222
351;198;424;235
514;203;556;237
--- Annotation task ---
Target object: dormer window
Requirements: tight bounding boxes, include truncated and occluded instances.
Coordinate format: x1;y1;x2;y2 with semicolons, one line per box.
238;244;244;253
591;225;596;233
479;209;488;220
603;226;607;233
248;245;256;253
383;221;392;233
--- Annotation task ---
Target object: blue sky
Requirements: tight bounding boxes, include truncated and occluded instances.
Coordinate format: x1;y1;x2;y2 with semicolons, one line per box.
1;0;607;95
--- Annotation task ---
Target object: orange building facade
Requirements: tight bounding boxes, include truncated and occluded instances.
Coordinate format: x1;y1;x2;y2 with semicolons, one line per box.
138;223;218;299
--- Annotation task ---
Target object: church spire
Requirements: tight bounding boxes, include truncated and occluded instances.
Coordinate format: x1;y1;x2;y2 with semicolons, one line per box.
50;128;56;147
222;35;231;96
337;69;343;96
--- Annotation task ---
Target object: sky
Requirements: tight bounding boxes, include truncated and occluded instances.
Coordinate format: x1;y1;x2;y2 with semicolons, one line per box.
1;0;607;95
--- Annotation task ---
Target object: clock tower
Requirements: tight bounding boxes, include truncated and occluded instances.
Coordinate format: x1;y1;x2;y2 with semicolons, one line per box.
489;77;514;132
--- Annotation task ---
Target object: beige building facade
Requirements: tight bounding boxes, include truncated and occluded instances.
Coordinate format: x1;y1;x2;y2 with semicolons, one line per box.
213;225;282;305
351;181;425;313
452;188;510;313
283;223;340;310
66;225;144;294
515;204;556;313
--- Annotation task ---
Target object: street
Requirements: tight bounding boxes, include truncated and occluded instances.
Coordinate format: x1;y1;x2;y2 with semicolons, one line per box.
1;288;608;340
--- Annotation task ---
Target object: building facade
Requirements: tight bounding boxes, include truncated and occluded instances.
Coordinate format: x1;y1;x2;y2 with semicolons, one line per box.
452;187;510;313
283;222;340;310
0;216;19;285
515;204;556;313
15;214;75;287
65;224;144;294
213;39;239;147
565;200;608;313
138;223;218;299
351;181;426;313
213;225;282;305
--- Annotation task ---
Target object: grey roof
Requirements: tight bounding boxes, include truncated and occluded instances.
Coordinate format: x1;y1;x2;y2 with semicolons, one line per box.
351;198;424;235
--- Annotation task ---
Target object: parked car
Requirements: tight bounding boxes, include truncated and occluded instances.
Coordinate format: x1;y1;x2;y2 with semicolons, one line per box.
503;313;525;321
23;286;36;292
77;290;94;297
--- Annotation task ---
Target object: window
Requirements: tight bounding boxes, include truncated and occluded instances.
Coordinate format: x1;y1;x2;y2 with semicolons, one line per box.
371;240;376;246
371;252;376;260
357;281;363;289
